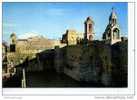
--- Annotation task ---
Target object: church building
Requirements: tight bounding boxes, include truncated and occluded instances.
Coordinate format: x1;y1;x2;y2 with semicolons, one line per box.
102;8;121;45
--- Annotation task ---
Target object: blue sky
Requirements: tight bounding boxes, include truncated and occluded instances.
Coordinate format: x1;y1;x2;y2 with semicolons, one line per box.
3;2;128;42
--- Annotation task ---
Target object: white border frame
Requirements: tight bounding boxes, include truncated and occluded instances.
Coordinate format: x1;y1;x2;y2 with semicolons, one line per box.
1;2;135;96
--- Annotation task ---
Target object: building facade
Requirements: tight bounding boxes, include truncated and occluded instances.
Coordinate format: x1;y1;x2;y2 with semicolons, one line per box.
62;29;78;45
84;16;94;41
102;8;121;45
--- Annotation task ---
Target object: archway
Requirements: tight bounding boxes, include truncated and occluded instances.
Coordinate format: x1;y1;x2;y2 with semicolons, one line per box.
113;28;119;39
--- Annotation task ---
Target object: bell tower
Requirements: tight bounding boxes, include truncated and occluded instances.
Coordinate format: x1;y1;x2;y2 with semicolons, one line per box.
84;16;94;41
102;8;121;45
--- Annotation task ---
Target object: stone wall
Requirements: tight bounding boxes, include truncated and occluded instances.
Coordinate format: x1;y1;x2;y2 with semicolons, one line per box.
111;40;128;87
54;40;127;86
59;42;112;86
64;45;82;81
14;40;127;87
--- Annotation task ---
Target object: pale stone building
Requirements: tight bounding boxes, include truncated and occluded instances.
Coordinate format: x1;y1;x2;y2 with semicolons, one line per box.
102;8;121;45
76;32;83;44
84;16;95;41
62;29;78;45
62;17;95;45
10;33;17;52
7;33;66;66
62;29;84;45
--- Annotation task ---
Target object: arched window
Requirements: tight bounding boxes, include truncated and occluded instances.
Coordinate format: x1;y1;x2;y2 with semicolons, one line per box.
89;35;93;41
12;39;15;44
89;24;92;33
113;28;119;39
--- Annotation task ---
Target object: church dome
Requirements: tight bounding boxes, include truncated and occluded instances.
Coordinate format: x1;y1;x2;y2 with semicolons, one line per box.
87;16;92;21
10;33;16;37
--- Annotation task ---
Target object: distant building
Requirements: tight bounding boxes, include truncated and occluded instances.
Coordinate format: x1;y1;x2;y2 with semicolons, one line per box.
9;33;66;55
62;29;78;45
6;32;66;67
76;32;83;44
62;16;95;45
2;42;8;61
84;16;95;41
2;42;9;73
102;8;121;45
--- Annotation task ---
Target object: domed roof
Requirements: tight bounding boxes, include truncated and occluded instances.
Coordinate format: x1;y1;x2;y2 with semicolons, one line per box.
87;16;92;20
10;33;16;37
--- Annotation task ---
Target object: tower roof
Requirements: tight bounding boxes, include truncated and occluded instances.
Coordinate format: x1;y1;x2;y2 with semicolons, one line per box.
109;7;117;20
10;32;16;37
85;16;94;24
87;16;92;21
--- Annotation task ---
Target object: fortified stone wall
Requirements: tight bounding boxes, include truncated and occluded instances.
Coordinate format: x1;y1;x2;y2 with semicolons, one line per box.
63;45;82;81
59;42;112;86
15;40;127;87
54;40;127;86
111;40;128;87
